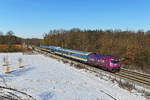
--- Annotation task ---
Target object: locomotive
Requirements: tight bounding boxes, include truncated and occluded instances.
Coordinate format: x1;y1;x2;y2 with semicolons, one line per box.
40;45;120;72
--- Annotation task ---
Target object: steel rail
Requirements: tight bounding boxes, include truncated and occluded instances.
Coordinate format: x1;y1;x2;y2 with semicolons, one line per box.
120;68;150;80
0;86;36;100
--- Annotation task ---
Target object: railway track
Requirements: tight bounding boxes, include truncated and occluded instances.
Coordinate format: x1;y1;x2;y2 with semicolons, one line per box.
34;47;150;89
0;86;35;100
120;68;150;81
116;68;150;87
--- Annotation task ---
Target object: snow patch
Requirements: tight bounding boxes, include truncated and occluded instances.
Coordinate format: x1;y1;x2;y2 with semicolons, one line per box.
0;53;147;100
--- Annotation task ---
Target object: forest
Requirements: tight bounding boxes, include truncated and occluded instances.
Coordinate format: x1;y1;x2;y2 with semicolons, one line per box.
0;31;38;52
43;28;150;73
0;31;22;44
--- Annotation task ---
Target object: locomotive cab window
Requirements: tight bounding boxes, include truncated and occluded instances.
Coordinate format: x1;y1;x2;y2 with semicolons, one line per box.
111;58;119;63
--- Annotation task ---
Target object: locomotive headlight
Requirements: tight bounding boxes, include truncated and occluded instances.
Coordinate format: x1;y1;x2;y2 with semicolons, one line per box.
110;63;113;67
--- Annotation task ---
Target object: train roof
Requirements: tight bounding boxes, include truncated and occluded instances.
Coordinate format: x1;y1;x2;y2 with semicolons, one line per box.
40;45;49;48
49;46;59;49
89;53;103;58
62;48;91;55
48;46;91;55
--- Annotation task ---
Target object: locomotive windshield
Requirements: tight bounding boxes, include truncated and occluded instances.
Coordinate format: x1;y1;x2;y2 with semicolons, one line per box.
111;58;119;63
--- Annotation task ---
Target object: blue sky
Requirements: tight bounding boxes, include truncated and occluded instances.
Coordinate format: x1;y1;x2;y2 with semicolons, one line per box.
0;0;149;38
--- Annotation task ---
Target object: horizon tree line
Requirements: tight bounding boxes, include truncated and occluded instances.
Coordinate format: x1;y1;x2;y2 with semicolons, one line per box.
0;29;150;73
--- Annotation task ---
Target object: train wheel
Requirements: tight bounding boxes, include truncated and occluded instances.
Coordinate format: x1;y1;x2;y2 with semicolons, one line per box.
101;66;108;71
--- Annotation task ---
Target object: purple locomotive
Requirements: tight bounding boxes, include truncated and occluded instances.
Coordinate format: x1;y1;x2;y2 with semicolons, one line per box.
87;53;120;72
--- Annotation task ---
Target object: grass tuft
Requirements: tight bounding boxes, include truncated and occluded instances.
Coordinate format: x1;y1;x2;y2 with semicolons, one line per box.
75;64;84;70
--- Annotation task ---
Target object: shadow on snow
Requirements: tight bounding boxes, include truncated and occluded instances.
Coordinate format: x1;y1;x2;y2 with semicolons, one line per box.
1;67;34;78
39;92;54;100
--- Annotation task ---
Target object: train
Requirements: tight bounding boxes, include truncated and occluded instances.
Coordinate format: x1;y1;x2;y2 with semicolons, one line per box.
40;45;120;72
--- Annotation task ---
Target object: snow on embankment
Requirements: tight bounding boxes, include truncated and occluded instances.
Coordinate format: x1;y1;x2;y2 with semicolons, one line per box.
0;53;146;100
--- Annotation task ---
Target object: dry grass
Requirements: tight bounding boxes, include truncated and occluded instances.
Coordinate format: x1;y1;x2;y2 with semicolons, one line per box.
75;64;85;70
0;44;30;52
108;77;136;92
144;92;150;99
70;62;74;66
115;79;135;91
48;55;58;59
61;59;69;64
111;78;116;83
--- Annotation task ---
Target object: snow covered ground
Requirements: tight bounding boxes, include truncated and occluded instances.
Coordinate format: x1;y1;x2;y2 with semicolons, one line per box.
0;53;148;100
